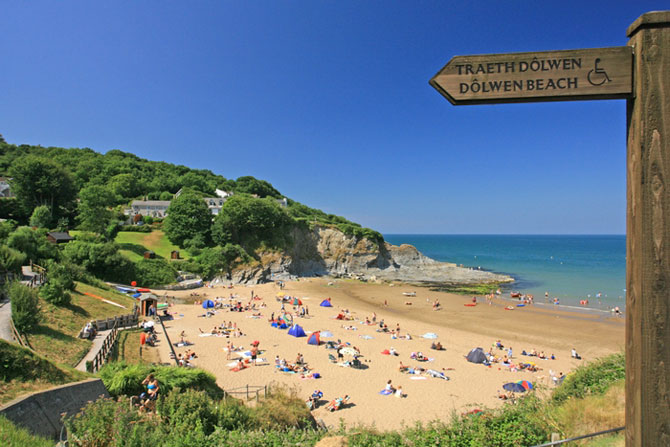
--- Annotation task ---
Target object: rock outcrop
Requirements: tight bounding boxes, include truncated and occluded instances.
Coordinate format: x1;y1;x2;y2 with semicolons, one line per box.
227;226;513;286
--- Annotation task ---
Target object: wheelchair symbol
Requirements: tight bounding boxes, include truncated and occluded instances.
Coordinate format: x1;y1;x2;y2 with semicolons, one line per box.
587;58;611;86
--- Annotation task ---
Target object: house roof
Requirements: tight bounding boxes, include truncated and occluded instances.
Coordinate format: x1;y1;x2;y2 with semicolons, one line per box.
47;232;74;241
131;200;171;207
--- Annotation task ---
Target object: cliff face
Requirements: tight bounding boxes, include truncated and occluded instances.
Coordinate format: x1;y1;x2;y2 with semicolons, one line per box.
229;226;513;285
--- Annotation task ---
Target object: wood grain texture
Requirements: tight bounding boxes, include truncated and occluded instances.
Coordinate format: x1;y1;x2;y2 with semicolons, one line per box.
626;11;670;447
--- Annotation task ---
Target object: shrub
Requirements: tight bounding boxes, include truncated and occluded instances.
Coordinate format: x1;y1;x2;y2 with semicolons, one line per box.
99;362;224;400
9;282;40;333
551;352;625;404
252;383;315;430
29;205;52;229
157;389;219;436
134;258;178;287
39;280;71;306
118;225;152;233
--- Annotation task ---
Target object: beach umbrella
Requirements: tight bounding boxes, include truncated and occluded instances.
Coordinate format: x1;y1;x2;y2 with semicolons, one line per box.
503;382;527;393
293;297;302;306
517;380;533;390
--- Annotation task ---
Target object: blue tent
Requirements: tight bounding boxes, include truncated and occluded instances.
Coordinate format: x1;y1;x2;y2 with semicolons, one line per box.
202;299;214;309
320;299;332;307
288;324;306;337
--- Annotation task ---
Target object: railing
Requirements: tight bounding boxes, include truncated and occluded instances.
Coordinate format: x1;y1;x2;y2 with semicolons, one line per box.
86;321;119;373
532;426;625;447
157;314;179;366
223;385;268;402
9;316;32;351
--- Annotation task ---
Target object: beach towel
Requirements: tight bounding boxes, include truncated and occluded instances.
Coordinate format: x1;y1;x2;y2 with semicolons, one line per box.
199;333;214;337
422;333;438;339
379;389;393;395
359;335;374;340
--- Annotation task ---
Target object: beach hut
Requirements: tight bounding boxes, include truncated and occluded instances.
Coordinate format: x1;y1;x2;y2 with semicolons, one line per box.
320;298;332;307
307;331;321;345
288;324;306;337
202;299;215;309
139;294;158;316
466;347;488;364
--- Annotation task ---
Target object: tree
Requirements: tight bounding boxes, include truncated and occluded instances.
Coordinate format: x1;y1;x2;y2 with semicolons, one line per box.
7;227;58;264
163;191;212;248
0;245;26;278
62;240;134;283
234;176;281;198
8;156;76;221
134;259;177;287
29;205;52;229
212;195;292;248
9;282;40;333
39;280;71;306
196;244;249;279
77;185;115;234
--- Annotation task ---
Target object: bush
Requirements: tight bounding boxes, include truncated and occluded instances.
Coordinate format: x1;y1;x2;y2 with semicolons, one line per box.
99;362;224;400
551;352;625;404
157;389;219;436
252;383;315;430
29;205;52;229
118;225;152;233
38;280;71;306
134;258;178;287
9;282;40;333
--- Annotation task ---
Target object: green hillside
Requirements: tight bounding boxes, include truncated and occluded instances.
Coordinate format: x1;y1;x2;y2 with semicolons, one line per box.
115;229;188;262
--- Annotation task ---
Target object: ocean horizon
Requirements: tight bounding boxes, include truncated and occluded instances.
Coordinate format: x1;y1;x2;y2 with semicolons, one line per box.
384;234;626;311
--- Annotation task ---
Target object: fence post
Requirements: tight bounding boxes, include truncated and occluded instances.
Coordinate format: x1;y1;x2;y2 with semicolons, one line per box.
246;384;249;400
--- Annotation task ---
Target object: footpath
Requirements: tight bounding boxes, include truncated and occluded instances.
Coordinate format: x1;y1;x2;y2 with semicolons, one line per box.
0;297;13;342
75;329;113;371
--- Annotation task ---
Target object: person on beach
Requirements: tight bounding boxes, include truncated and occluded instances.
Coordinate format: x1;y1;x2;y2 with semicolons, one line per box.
395;385;404;398
385;380;395;393
251;346;258;365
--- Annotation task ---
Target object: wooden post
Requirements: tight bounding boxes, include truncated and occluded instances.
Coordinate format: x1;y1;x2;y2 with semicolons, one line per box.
626;11;670;447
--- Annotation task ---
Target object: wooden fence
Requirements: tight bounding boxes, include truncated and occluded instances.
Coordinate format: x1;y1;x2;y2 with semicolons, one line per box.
223;385;268;402
86;321;119;373
9;316;32;351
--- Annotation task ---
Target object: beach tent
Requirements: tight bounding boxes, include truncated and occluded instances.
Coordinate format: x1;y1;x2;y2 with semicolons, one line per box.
293;297;302;306
503;382;527;393
307;331;321;345
320;299;333;307
466;347;488;364
288;324;306;337
202;299;214;309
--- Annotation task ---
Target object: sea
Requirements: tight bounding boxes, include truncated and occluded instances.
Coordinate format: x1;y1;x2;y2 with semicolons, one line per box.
384;234;626;311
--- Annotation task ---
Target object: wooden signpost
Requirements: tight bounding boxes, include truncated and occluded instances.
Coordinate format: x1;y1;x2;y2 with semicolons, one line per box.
431;11;669;447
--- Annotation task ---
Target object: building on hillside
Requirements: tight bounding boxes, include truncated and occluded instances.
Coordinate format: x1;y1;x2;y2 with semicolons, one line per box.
203;197;227;215
0;177;14;198
128;200;171;218
46;231;74;244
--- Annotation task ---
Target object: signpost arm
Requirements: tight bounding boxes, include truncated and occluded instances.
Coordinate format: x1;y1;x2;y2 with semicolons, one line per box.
625;11;670;447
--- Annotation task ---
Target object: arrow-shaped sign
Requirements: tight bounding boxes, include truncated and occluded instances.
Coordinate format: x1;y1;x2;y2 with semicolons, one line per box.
430;46;633;105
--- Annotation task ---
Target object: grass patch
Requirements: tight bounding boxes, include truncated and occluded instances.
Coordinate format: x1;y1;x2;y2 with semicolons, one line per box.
25;282;137;367
111;328;160;365
0;340;88;405
115;230;188;261
0;415;54;447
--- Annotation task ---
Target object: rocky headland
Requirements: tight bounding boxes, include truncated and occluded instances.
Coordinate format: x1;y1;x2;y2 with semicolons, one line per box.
226;226;514;286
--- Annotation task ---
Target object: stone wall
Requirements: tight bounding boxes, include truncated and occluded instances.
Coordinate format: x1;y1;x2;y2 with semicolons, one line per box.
0;378;109;440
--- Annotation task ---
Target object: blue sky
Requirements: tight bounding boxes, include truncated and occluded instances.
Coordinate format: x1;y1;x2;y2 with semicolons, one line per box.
1;1;665;234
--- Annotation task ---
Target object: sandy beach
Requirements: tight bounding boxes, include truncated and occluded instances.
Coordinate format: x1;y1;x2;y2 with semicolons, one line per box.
152;279;624;431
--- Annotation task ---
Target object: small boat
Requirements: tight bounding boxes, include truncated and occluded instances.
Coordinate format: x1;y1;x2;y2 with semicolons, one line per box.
510;292;522;298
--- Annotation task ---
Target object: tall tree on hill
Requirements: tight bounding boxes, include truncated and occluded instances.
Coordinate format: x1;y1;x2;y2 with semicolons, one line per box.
163;191;212;248
234;176;281;198
77;185;116;235
8;156;76;223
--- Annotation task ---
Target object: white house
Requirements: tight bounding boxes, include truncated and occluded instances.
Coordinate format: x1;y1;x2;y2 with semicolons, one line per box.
128;200;171;218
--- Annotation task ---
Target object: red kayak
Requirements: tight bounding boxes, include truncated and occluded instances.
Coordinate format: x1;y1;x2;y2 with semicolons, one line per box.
137;288;151;293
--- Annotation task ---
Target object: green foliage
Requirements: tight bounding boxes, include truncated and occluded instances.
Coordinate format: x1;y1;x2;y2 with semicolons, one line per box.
252;383;315;430
8;155;76;222
6;226;58;264
39;280;71;306
8;282;40;333
0;198;26;222
77;184;116;234
62;240;135;283
99;362;224;400
134;258;178;287
212;195;292;249
0;415;54;447
157;389;220;436
0;220;17;241
119;224;152;232
195;244;249;279
233;176;281;198
551;352;625;404
28;205;52;229
0;245;25;275
163;191;212;248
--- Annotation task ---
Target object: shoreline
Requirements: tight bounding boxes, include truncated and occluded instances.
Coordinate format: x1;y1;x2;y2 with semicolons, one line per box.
152;277;624;430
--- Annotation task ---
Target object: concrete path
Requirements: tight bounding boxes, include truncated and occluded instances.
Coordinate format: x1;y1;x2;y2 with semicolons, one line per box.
0;298;14;343
75;329;112;371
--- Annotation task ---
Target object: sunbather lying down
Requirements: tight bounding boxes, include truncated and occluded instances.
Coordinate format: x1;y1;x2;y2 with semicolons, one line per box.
326;395;350;411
